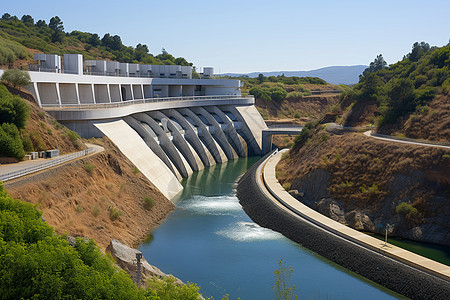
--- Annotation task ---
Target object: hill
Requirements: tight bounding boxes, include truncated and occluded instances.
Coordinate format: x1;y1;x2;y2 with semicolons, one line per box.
221;65;367;85
0;13;193;70
277;42;450;246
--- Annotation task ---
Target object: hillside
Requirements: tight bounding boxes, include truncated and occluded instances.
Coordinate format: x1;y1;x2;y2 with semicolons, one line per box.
1;85;174;251
221;65;367;85
340;42;450;141
277;43;450;246
0;13;193;70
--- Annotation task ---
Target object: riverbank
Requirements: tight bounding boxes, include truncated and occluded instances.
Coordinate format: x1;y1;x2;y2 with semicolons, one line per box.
237;151;450;299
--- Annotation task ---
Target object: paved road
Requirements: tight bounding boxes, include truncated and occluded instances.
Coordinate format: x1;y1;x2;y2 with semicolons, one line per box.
0;143;104;178
364;131;450;150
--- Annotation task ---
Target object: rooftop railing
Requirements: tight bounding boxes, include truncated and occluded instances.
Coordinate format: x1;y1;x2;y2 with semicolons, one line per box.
41;95;254;110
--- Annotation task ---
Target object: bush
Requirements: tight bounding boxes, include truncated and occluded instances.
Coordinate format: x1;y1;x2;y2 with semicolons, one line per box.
0;183;146;300
270;88;288;103
21;133;33;152
144;196;155;210
0;83;29;129
396;202;418;216
0;69;31;88
109;207;122;221
286;91;303;101
29;131;46;151
0;123;24;159
83;163;95;175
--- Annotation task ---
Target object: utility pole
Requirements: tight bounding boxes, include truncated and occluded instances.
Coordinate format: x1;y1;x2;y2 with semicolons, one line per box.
135;252;143;285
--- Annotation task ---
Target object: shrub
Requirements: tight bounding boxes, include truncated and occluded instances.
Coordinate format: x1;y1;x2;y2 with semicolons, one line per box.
21;133;33;152
144;196;155;210
293;111;300;118
84;163;95;175
396;202;418;216
29;131;46;151
132;166;140;174
282;182;292;191
0;123;24;159
0;83;30;129
0;69;31;88
109;207;122;221
286;91;303;101
92;205;100;217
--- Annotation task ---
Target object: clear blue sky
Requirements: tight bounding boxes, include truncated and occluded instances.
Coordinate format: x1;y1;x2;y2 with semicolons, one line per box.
3;0;450;73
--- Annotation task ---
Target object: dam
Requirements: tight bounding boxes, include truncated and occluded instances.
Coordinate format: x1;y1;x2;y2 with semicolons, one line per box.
2;53;289;199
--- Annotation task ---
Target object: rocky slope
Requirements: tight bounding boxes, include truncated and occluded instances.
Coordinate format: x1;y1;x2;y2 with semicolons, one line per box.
277;128;450;246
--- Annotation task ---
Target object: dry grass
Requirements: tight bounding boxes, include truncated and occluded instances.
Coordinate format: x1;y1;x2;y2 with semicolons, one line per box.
277;129;450;224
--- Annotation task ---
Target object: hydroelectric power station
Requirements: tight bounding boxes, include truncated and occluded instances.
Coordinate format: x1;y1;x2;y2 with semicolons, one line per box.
7;53;285;199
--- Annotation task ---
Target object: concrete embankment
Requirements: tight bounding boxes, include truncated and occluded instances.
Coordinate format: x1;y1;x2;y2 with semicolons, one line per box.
237;152;450;300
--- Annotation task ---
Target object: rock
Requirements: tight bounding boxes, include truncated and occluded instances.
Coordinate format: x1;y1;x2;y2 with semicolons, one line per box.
106;239;183;285
345;210;374;231
314;198;346;223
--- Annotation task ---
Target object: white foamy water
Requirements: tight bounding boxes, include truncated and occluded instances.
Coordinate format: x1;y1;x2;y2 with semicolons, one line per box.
216;221;284;242
178;195;242;215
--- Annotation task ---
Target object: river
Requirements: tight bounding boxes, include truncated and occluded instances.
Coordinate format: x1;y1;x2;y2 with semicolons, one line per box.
139;157;405;299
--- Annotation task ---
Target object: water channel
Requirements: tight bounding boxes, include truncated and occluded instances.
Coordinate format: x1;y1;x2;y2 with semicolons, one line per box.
139;157;405;299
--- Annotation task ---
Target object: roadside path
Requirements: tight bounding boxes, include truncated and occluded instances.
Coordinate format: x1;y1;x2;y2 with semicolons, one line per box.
0;143;104;182
262;149;450;281
364;131;450;149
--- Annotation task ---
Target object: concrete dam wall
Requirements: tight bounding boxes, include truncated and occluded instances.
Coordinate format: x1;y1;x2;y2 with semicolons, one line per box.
91;104;267;200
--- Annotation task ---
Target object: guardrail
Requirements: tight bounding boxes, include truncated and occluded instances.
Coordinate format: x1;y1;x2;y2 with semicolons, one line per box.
41;95;254;110
370;133;450;147
0;147;95;182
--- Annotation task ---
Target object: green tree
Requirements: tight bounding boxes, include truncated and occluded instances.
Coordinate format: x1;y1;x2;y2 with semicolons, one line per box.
21;15;34;26
362;54;388;76
272;259;298;300
49;16;64;43
257;73;265;83
48;16;64;32
0;83;30;129
1;13;12;21
1;69;31;88
0;123;24;159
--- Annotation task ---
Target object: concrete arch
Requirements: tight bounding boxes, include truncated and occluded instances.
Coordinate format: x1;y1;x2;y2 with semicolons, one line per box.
178;108;226;164
122;116;179;178
164;109;214;168
148;111;202;172
205;106;246;157
190;106;237;161
222;105;266;156
132;113;191;178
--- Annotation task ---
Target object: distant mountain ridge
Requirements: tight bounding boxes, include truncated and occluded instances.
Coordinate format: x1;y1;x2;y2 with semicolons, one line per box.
221;65;367;85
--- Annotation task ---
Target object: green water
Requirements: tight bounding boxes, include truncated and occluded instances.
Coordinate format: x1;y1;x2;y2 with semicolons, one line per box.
139;157;406;299
370;233;450;266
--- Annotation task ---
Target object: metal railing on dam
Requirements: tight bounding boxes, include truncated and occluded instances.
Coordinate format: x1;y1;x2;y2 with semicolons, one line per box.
0;148;94;182
42;95;254;110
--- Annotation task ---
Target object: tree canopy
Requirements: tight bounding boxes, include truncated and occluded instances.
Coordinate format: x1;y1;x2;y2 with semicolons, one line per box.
0;13;194;66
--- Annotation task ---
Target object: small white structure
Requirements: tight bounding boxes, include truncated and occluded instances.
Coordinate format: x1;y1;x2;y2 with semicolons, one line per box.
202;67;214;79
129;64;140;77
33;54;61;73
85;60;106;75
106;61;120;76
120;63;129;77
64;54;83;75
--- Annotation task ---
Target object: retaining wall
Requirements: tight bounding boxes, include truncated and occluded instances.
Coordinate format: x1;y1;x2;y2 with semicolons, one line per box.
236;153;450;299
